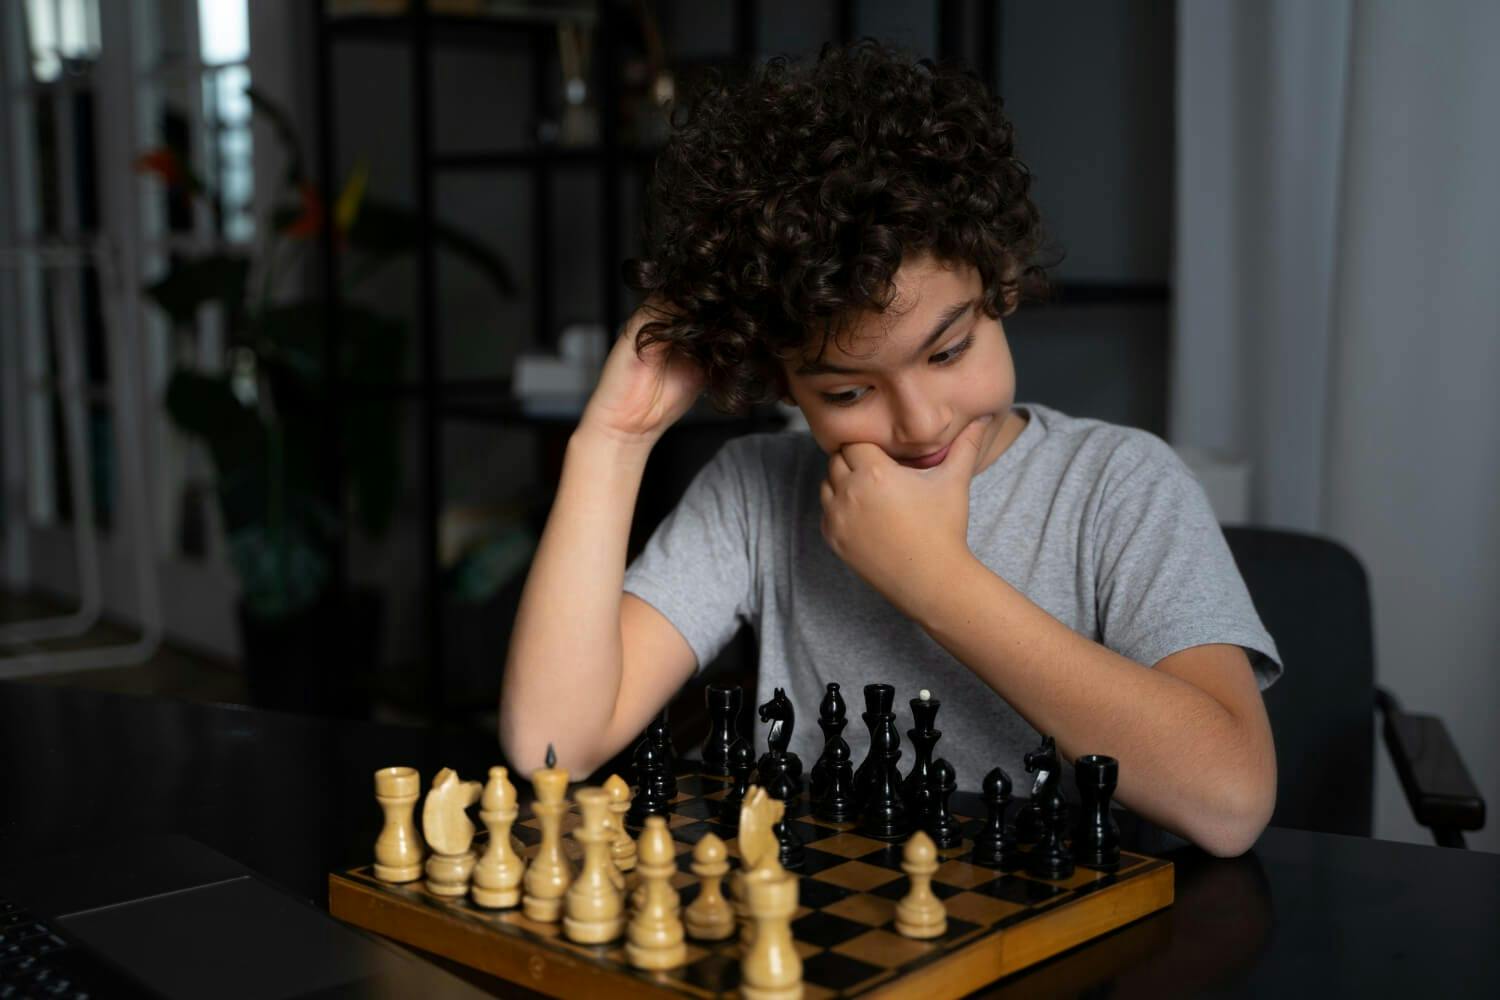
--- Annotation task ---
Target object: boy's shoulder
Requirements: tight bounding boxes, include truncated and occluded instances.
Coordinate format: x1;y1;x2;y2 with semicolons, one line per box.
1021;403;1183;474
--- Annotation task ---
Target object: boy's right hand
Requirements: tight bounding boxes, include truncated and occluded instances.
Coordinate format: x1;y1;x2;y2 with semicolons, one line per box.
579;299;706;446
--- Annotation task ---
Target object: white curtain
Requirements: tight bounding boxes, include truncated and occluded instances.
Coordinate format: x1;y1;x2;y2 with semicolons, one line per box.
1173;0;1500;852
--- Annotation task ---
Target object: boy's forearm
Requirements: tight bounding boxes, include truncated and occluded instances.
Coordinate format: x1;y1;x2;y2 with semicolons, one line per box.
909;554;1274;857
499;425;652;774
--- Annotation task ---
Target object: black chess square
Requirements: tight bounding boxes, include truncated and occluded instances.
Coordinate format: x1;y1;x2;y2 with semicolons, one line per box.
510;824;542;847
679;950;740;993
870;877;966;902
790;910;872;948
673;796;719;820
795;877;855;909
853;840;907;870
793;846;851;877
786;818;824;844
669;821;718;845
976;875;1068;905
801;950;885;989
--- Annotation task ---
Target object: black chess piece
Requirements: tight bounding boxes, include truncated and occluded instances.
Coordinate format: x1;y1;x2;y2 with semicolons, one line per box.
809;683;847;802
762;751;799;804
757;687;802;798
1027;782;1075;880
856;690;910;840
852;683;894;809
1016;735;1059;845
702;684;741;776
719;735;755;831
901;692;941;823
1073;754;1121;871
627;728;668;827
925;758;962;849
647;709;677;801
971;766;1021;869
773;817;806;870
814;692;856;823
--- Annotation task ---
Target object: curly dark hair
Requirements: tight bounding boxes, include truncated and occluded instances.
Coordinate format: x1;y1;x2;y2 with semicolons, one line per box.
623;39;1049;413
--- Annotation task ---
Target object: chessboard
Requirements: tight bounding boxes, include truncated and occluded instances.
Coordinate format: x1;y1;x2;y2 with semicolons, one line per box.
329;766;1174;998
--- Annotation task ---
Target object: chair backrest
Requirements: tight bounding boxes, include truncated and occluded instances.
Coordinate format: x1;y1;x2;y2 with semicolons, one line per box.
1222;526;1375;837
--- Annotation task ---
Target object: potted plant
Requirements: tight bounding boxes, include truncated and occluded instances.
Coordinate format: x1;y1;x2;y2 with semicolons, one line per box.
137;88;514;715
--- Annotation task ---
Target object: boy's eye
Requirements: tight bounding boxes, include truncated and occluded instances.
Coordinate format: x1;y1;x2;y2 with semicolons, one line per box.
820;386;869;407
931;332;975;366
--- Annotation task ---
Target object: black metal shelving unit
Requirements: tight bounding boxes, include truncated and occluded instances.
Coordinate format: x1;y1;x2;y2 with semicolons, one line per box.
312;0;786;719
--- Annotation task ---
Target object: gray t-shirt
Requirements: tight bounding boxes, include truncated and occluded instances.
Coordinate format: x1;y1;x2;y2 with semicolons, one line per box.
624;402;1281;793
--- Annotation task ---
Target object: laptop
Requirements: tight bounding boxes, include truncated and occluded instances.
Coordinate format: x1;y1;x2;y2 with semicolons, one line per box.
0;835;490;999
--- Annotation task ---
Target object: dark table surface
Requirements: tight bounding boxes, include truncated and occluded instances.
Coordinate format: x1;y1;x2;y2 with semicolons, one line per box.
1;680;1496;998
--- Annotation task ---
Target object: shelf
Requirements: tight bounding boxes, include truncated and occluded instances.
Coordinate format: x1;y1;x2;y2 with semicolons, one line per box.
432;145;663;170
323;12;561;46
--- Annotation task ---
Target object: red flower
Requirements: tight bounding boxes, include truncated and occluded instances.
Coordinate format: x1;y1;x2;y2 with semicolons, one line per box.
283;182;324;239
134;148;186;188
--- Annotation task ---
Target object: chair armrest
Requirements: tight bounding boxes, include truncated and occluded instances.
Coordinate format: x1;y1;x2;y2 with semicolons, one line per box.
1376;688;1486;839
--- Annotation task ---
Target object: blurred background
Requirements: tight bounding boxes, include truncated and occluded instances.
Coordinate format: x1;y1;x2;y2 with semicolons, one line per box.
0;0;1493;853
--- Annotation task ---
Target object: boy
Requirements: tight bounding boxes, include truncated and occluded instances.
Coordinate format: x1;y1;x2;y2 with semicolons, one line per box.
500;42;1280;857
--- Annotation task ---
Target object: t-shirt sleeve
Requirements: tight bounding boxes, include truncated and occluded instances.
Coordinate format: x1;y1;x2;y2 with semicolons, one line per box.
1091;433;1283;689
623;438;759;672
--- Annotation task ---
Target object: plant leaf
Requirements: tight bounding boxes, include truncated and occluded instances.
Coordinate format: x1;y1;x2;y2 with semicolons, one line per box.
145;253;251;329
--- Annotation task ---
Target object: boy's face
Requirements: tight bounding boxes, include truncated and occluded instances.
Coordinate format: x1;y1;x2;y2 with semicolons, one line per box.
782;256;1023;475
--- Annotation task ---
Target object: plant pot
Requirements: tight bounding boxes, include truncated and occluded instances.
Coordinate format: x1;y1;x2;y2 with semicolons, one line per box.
237;587;381;718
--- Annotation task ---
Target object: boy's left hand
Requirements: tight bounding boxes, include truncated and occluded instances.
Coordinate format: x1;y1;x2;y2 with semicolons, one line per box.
820;415;991;616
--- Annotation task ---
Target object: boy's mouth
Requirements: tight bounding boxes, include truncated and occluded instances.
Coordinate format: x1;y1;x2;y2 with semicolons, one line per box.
897;442;951;469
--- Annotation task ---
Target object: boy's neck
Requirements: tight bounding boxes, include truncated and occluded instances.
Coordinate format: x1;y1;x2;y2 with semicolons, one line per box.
976;406;1030;475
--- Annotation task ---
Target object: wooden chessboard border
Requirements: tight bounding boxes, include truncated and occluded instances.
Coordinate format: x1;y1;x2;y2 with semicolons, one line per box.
330;853;1172;998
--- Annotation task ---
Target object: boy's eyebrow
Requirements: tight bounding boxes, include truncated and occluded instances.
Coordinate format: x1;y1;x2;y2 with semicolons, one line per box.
795;298;975;376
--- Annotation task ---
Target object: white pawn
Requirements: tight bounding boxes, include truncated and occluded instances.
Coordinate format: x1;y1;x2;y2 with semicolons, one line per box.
895;830;947;939
422;768;482;897
740;858;802;1000
626;816;687;970
603;773;635;887
471;766;526;908
683;833;733;942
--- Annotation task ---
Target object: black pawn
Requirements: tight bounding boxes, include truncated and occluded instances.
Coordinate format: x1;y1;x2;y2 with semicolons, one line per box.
627;728;668;827
809;683;847;802
856;693;910;840
971;767;1021;869
1073;755;1121;871
719;736;755;831
901;693;941;823
852;683;893;809
1027;786;1075;880
647;710;677;801
925;758;962;849
702;684;741;777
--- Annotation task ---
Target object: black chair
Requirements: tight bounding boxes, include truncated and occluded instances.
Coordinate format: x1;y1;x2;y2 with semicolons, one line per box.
1223;526;1485;848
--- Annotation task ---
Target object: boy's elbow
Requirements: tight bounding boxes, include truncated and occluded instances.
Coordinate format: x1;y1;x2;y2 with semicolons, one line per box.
1195;773;1276;858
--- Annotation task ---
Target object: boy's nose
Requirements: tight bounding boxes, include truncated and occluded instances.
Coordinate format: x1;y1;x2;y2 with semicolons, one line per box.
890;394;951;449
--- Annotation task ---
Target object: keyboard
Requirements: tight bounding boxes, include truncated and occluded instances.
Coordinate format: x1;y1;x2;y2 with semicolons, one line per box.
0;896;144;999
